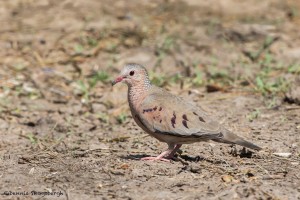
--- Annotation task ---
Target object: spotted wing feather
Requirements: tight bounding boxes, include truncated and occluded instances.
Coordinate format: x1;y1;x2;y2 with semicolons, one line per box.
137;87;222;139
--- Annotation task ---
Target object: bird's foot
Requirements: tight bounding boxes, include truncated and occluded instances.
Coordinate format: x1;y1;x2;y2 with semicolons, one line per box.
141;144;182;162
141;150;174;162
141;156;172;162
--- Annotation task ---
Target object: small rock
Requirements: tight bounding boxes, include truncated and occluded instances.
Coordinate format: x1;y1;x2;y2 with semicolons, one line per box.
285;77;300;105
273;152;292;158
28;167;35;175
283;47;300;60
92;103;107;112
291;143;298;148
209;143;216;148
0;119;9;130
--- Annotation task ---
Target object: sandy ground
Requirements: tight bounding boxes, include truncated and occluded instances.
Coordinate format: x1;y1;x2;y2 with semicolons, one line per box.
0;0;300;199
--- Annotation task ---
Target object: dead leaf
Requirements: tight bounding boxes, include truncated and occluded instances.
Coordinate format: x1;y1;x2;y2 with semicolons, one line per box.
119;163;130;169
221;175;234;183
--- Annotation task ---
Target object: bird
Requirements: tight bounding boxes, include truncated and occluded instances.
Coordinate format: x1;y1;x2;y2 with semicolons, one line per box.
112;63;262;162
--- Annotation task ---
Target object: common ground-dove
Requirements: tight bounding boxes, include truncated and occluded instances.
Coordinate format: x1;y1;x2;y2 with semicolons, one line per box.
112;63;262;161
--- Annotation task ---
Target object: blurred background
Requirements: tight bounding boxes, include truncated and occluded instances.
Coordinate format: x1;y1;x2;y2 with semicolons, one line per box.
1;0;299;107
0;0;300;199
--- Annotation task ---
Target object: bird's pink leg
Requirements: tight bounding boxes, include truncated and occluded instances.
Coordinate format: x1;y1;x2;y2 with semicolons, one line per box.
141;144;182;162
141;150;172;162
165;144;182;159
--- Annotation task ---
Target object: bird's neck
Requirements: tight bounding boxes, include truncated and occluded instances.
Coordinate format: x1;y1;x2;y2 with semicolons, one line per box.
128;80;151;110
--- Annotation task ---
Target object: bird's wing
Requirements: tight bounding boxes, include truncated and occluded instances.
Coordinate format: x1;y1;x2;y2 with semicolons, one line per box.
137;87;223;140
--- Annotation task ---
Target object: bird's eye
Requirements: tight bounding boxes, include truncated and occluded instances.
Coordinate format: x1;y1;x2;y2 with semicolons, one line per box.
129;70;135;76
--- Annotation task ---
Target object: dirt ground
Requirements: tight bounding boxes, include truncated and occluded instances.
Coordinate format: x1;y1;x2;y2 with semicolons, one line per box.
0;0;300;199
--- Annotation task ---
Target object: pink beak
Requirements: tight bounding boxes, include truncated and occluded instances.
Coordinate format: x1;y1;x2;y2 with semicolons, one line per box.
111;76;124;86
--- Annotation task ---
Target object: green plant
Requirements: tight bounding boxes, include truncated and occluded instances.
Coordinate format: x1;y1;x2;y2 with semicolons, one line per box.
253;51;290;96
170;73;183;84
116;113;127;124
87;37;98;47
192;69;204;86
97;113;109;123
246;109;261;122
206;65;233;86
280;115;287;123
245;37;278;62
88;71;110;88
288;63;300;74
288;7;299;19
76;71;110;102
27;133;37;144
74;44;84;53
149;72;166;87
155;35;177;66
255;75;289;96
77;80;90;101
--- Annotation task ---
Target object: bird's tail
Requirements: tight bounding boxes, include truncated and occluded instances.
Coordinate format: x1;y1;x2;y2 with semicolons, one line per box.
212;129;262;151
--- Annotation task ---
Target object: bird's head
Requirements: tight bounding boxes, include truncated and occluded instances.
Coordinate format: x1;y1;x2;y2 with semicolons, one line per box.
112;63;150;87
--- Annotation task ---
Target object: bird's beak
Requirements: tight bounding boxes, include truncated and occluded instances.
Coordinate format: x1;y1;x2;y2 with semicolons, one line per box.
111;76;124;86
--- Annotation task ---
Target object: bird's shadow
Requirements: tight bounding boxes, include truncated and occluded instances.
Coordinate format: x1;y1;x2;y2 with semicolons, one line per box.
229;146;255;158
120;147;255;162
120;154;205;162
121;154;150;160
178;154;206;162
